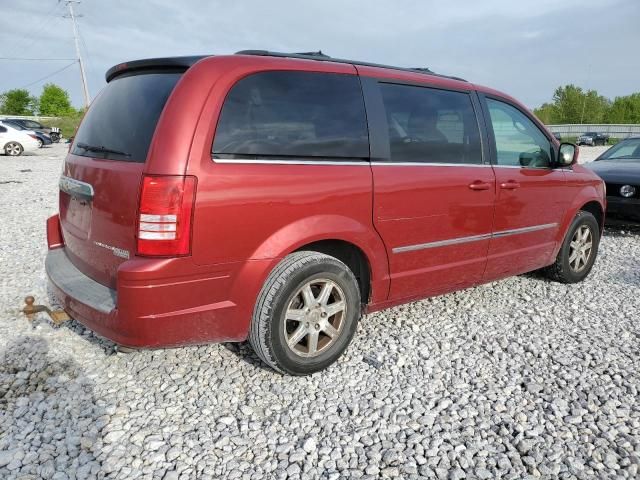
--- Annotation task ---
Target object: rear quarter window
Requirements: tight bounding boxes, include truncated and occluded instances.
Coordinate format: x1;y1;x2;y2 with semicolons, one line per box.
212;71;369;159
72;72;181;162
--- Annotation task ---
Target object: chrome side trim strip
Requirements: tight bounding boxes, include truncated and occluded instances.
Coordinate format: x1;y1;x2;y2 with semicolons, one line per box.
59;175;94;201
393;232;492;253
392;222;558;254
492;222;558;238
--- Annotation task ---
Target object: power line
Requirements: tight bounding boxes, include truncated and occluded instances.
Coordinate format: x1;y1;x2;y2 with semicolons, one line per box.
20;61;78;89
17;3;66;54
0;57;76;61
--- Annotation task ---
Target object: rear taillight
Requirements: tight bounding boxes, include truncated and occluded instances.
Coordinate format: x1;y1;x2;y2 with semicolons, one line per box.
137;175;197;256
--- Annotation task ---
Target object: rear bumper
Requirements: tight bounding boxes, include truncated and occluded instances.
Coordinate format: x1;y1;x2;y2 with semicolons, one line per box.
45;245;250;348
46;248;117;314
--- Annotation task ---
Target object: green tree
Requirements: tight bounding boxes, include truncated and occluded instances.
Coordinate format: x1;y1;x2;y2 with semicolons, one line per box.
0;88;38;115
39;83;75;116
534;85;611;124
604;93;640;123
533;102;558;124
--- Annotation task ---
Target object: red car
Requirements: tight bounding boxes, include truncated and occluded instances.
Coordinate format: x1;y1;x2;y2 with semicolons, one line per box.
46;51;605;374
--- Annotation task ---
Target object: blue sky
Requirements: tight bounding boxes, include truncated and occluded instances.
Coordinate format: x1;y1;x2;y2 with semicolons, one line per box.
1;0;638;109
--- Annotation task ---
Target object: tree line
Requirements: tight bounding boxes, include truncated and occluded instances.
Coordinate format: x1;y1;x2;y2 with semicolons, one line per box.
0;84;76;117
534;85;640;125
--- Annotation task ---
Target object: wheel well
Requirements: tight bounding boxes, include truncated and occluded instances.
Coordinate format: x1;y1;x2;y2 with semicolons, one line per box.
296;240;371;305
580;201;604;232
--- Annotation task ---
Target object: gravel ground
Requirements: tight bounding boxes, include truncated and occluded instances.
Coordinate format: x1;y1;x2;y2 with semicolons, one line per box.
1;144;639;480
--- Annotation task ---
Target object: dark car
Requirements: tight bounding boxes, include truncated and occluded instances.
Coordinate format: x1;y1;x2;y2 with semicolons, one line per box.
2;120;52;148
3;118;61;142
577;131;609;146
586;136;640;221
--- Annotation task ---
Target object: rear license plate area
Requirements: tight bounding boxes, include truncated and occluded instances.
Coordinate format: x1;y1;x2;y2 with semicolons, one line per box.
60;194;92;238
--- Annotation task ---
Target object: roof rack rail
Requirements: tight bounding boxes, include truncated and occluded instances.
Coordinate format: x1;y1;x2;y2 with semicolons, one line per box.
235;50;467;82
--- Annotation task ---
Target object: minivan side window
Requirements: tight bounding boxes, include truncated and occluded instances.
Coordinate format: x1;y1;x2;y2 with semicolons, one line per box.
486;98;552;168
378;83;482;164
212;71;369;159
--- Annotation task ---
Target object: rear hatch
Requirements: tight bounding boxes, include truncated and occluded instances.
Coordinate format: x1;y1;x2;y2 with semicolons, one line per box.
60;71;182;289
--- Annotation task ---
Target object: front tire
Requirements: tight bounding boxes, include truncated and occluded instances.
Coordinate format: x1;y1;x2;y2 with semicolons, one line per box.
4;142;23;156
544;211;600;283
249;251;361;375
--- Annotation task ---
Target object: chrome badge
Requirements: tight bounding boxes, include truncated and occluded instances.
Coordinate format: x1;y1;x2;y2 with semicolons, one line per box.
94;241;130;259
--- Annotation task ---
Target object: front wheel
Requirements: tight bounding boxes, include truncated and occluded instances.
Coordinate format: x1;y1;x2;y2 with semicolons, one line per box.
544;211;600;283
249;251;361;375
4;142;23;156
37;138;43;148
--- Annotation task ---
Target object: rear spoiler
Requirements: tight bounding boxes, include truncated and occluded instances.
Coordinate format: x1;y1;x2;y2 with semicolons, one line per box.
105;56;209;82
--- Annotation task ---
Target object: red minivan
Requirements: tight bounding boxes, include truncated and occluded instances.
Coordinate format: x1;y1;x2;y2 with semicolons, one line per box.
46;51;605;374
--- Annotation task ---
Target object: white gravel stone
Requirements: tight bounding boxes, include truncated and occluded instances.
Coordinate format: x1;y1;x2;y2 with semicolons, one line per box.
1;142;639;479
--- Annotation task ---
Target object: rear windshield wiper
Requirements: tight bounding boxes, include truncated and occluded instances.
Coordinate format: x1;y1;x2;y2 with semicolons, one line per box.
76;142;131;157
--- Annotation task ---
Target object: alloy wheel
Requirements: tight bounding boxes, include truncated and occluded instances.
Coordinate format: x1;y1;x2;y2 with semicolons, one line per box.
284;278;347;358
5;142;22;156
569;225;593;272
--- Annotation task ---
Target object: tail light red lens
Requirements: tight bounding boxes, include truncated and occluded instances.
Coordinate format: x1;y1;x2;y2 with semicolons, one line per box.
137;175;197;256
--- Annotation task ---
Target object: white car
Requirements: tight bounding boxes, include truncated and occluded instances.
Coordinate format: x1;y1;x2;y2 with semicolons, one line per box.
0;121;40;156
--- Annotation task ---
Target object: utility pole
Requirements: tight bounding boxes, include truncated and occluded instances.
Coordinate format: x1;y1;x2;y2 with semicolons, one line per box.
64;0;90;107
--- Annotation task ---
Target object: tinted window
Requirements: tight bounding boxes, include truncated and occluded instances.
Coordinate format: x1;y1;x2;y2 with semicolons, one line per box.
0;126;6;133
487;99;552;168
23;120;42;129
6;122;24;130
378;83;482;164
72;72;181;162
213;71;369;159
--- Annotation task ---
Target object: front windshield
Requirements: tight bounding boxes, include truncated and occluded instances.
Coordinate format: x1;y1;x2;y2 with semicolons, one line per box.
597;138;640;161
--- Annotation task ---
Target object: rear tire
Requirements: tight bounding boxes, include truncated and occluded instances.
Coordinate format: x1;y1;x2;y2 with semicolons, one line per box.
543;211;600;283
4;142;23;156
249;251;361;375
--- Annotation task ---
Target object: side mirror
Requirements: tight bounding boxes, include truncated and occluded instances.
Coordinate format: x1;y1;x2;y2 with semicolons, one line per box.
519;152;534;167
557;143;577;167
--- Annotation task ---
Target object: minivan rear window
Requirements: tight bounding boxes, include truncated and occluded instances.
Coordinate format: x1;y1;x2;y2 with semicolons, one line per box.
72;72;181;162
212;71;369;159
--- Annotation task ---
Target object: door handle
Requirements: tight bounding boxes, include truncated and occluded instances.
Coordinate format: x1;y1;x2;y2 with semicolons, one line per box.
468;181;491;191
500;181;520;190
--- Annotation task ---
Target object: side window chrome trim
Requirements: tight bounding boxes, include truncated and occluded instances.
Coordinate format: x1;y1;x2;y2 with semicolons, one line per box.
372;162;490;168
491;165;553;170
212;156;370;166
